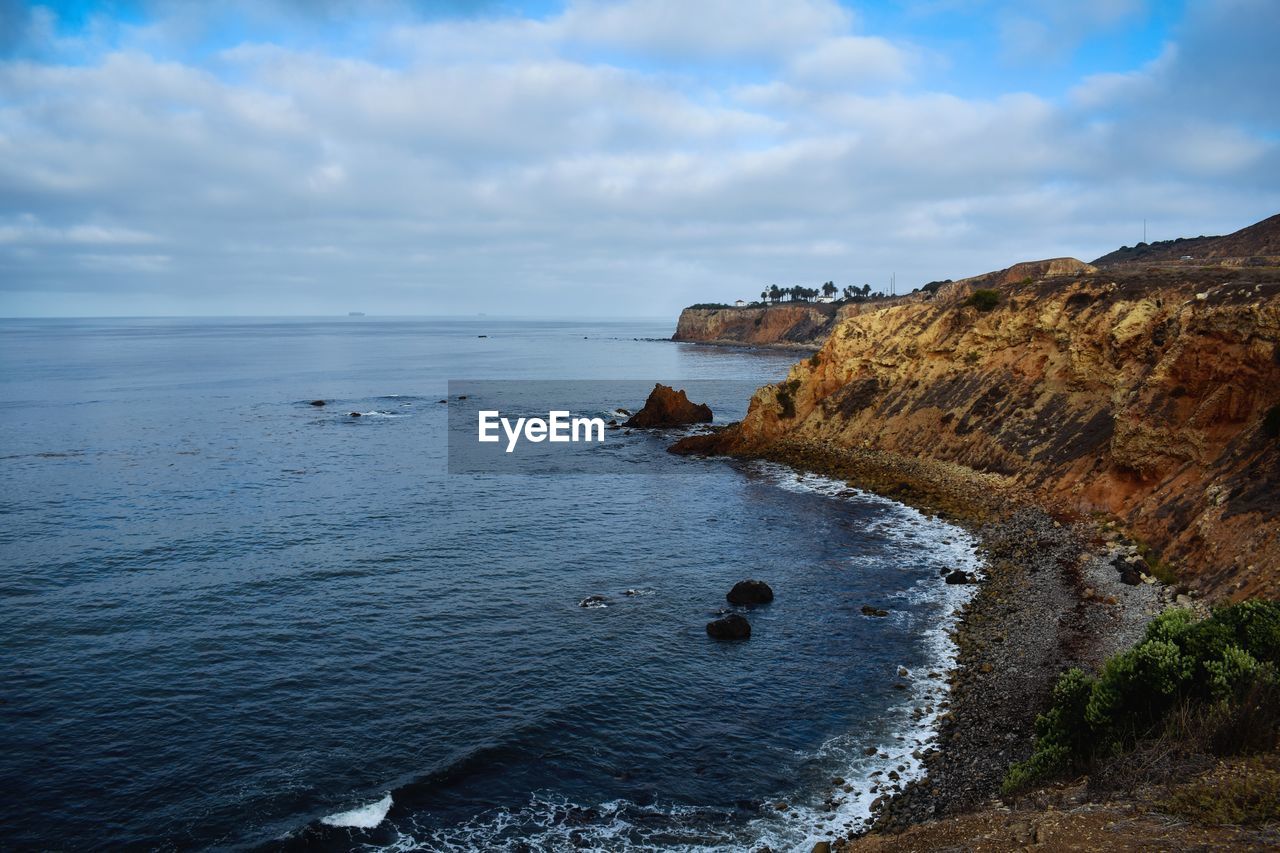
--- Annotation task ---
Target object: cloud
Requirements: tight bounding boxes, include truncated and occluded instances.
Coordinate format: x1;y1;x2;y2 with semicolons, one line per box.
558;0;851;62
0;0;1277;317
998;0;1149;63
786;36;915;88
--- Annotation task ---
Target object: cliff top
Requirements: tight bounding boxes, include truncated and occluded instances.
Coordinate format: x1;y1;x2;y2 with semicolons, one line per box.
1093;211;1280;266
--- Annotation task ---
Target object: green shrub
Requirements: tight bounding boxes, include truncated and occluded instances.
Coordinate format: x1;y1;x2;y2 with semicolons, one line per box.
1164;757;1280;825
775;379;800;419
1264;404;1280;439
963;289;1001;312
1003;601;1280;794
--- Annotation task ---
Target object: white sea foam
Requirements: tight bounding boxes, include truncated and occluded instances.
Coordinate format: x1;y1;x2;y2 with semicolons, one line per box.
743;461;983;850
366;463;983;852
321;793;392;829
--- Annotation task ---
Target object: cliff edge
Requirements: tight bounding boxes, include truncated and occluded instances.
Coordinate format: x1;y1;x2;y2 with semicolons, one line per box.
672;302;843;348
676;262;1280;600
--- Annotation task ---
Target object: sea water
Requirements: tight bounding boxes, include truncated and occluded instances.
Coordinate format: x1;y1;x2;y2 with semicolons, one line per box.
0;317;978;850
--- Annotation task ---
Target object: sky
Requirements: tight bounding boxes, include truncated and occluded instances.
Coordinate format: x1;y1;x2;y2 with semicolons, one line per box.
1;0;1278;317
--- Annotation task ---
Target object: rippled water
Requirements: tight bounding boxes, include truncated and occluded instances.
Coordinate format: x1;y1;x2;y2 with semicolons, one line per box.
0;317;978;850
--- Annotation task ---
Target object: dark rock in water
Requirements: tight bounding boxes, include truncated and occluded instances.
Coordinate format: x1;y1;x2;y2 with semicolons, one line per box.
726;579;774;606
437;399;447;404
457;395;468;400
624;383;713;428
608;419;618;426
579;595;609;608
617;408;631;416
706;613;751;640
861;605;889;617
349;412;362;418
477;335;487;338
944;570;973;585
309;399;326;406
863;746;878;756
812;842;831;853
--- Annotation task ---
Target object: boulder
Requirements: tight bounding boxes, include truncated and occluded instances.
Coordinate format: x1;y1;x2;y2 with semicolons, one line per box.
579;595;609;608
309;399;326;406
861;605;889;617
624;384;713;428
726;579;774;606
944;569;972;584
349;412;362;418
706;613;751;640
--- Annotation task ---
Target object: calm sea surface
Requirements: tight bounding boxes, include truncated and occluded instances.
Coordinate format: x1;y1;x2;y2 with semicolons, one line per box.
0;317;978;851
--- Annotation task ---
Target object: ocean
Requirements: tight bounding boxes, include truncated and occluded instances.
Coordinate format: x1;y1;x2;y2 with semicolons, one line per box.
0;317;979;851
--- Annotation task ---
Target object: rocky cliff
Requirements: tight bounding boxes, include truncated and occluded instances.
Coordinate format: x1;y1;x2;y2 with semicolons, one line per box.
675;262;1280;600
672;303;842;347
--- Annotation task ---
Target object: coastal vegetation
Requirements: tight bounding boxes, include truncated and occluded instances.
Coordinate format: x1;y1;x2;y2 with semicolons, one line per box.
775;379;800;419
962;288;1001;311
1003;601;1280;794
756;282;893;304
1265;404;1280;440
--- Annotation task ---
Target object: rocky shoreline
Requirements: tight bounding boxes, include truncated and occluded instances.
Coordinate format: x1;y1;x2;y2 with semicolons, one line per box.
676;437;1185;847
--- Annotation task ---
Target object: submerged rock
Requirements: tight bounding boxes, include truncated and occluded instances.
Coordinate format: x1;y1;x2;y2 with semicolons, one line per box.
706;613;751;640
726;579;774;605
624;384;713;428
309;399;326;406
579;595;609;608
944;569;973;584
349;412;362;418
861;605;890;617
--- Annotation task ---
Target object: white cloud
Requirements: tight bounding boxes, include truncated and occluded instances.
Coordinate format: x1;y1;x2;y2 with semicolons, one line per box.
558;0;852;61
0;0;1277;316
787;36;914;88
999;0;1149;63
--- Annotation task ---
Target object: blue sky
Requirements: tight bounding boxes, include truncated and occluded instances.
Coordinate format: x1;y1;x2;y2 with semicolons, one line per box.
1;0;1276;316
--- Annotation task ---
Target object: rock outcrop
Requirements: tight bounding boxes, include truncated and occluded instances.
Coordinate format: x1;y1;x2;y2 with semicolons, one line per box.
673;303;843;347
706;613;751;640
726;579;774;605
674;260;1280;600
625;384;713;428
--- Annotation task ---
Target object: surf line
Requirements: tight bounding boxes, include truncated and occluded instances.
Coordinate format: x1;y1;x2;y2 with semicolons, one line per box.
478;410;607;453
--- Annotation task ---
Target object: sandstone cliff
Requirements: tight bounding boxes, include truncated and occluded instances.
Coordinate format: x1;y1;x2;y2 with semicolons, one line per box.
676;263;1280;600
672;303;842;347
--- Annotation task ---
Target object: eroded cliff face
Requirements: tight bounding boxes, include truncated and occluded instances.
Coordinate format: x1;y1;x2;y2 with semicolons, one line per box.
687;265;1280;599
672;304;840;347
